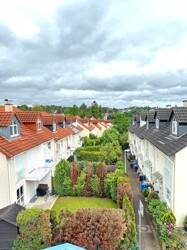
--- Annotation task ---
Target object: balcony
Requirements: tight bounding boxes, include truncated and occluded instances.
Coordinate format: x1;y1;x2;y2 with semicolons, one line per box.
25;167;51;181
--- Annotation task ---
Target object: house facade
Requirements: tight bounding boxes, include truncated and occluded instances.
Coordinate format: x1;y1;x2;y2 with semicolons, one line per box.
128;102;187;227
0;104;111;210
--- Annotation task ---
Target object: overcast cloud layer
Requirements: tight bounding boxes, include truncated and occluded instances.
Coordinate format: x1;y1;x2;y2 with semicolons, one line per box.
0;0;187;108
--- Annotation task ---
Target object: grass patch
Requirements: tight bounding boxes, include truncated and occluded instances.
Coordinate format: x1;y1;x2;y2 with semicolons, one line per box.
52;197;118;214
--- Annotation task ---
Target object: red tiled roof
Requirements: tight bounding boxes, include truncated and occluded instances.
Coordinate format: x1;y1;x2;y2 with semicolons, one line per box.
0;112;15;126
55;114;65;123
54;126;73;141
16;112;41;123
42;115;56;126
0;124;55;158
87;124;95;131
75;125;84;131
65;116;76;123
91;123;101;129
40;111;50;116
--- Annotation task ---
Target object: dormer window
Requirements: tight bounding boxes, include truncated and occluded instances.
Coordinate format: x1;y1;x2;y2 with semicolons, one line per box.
37;119;42;131
156;118;159;129
53;122;56;132
172;118;177;135
10;119;19;137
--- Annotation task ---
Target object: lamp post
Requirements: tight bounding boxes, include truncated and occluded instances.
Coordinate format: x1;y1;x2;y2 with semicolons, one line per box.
124;149;130;173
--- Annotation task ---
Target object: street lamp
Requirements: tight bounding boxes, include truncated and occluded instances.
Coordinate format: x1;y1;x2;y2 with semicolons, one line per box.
124;149;130;173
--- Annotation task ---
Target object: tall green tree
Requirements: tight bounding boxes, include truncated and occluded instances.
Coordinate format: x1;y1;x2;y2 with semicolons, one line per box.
113;112;131;134
100;128;119;145
54;160;72;196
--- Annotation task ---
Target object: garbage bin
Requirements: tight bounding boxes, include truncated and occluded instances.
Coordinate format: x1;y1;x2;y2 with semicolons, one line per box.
140;182;148;190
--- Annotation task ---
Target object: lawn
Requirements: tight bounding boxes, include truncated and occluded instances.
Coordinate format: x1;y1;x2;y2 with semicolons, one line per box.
52;197;118;214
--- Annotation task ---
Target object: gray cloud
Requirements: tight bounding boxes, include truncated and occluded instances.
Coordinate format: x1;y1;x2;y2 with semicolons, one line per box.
0;0;187;108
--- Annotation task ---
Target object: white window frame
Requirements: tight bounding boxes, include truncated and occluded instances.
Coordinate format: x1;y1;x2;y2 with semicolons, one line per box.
10;119;19;137
156;118;159;129
37;119;42;131
172;118;177;135
53;122;56;132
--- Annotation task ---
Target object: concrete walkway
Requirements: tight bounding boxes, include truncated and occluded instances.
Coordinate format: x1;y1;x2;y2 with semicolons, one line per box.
126;162;162;250
27;194;59;210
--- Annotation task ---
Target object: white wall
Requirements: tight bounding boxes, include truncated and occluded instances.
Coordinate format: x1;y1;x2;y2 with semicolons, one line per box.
174;147;187;227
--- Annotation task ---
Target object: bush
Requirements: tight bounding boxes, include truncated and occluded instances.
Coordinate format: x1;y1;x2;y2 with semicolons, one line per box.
90;174;100;197
147;190;159;203
141;188;149;198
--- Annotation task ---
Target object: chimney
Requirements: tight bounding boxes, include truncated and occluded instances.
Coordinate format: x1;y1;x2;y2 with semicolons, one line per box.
183;100;187;107
4;99;13;112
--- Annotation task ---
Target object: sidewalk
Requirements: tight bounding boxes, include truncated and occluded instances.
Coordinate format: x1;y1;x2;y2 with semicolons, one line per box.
126;161;162;250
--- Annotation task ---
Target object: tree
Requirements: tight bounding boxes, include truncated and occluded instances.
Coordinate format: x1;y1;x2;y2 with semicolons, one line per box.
99;128;119;145
100;142;121;164
17;104;30;111
91;101;101;118
113;112;131;134
54;160;71;196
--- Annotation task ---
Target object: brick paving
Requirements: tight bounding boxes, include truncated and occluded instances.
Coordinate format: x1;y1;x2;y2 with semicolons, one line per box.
127;161;162;250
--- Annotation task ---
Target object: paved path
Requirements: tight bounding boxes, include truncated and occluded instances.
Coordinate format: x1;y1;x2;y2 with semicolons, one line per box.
126;161;162;250
27;194;59;210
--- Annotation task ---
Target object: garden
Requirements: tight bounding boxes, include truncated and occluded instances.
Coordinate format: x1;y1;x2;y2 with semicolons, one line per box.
13;159;136;250
142;189;186;250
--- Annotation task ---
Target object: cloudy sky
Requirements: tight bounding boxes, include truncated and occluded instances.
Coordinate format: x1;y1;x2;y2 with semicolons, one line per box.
1;0;187;108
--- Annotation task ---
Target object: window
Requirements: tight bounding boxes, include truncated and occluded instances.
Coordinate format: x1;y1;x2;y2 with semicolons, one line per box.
47;141;51;149
53;122;56;132
17;185;24;205
37;119;42;131
60;140;63;147
156;118;159;129
10;119;19;137
166;187;171;206
172;118;177;135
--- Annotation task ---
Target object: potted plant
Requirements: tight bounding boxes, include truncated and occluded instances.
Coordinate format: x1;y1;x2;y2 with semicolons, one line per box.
183;215;187;231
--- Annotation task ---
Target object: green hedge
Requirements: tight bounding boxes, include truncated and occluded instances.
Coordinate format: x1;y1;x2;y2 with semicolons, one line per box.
77;151;104;162
77;146;101;152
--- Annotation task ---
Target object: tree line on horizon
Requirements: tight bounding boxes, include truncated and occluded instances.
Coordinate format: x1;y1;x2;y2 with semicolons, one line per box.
17;101;151;119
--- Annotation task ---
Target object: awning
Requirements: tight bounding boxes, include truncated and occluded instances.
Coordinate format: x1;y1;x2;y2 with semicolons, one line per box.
25;167;51;181
152;171;163;180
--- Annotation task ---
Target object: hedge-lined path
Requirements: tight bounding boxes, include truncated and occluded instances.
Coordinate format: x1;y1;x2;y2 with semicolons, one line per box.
126;159;162;250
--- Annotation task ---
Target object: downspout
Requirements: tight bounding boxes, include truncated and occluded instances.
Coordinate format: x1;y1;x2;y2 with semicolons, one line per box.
7;161;11;204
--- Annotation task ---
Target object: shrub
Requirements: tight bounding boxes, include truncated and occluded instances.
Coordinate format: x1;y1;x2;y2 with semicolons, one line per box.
54;160;71;196
117;182;132;208
53;208;127;250
141;188;149;198
16;208;41;227
161;210;176;224
147;190;159;203
90;174;100;197
74;171;86;196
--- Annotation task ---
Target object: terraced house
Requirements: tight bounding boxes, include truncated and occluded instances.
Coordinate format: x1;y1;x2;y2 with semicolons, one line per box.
128;100;187;227
0;102;111;210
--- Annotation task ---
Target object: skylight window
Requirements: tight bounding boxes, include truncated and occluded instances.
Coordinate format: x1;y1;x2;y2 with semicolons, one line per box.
158;140;165;145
